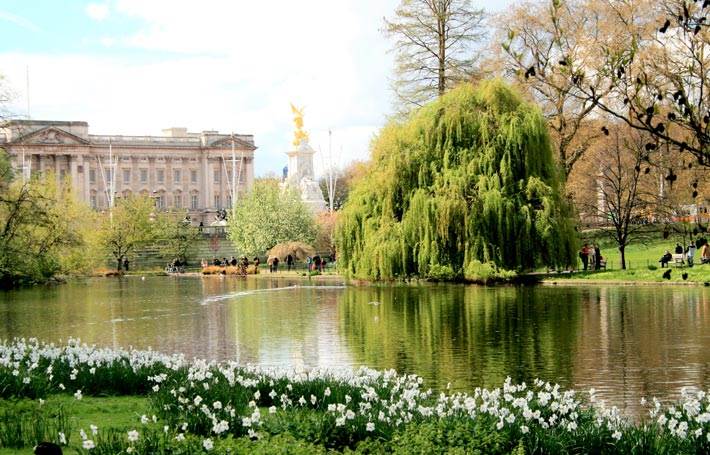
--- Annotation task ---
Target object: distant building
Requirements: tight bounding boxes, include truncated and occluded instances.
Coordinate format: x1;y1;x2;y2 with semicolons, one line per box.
0;120;256;223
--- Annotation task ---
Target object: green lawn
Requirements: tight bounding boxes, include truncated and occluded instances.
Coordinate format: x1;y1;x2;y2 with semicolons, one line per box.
0;395;151;453
545;231;710;283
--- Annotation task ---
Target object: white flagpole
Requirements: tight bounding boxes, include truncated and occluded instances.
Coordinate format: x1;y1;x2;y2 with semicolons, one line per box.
231;134;236;218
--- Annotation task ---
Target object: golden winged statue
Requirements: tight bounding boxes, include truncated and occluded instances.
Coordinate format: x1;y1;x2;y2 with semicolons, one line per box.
290;102;309;146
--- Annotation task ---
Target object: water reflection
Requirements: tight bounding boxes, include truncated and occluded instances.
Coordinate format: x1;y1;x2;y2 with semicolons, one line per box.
1;277;709;416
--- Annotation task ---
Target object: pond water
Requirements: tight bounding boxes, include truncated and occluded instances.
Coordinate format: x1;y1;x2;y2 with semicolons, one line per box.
1;276;709;416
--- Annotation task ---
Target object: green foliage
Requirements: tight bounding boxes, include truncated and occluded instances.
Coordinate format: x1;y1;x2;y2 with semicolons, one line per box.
154;211;200;263
427;264;458;281
0;400;70;449
93;196;157;271
388;418;508;454
464;260;517;283
336;80;577;280
227;179;317;257
0;169;92;287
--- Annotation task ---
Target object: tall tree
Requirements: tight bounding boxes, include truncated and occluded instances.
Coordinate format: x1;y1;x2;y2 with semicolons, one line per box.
155;211;200;265
573;0;710;168
497;0;610;176
227;179;317;257
384;0;486;108
95;196;156;272
573;125;655;269
0;166;90;286
336;81;578;281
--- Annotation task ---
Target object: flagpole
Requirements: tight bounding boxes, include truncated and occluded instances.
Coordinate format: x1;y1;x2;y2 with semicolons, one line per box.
231;134;236;219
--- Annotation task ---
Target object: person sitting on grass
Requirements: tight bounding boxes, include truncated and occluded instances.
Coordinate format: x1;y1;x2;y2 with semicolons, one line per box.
659;250;673;268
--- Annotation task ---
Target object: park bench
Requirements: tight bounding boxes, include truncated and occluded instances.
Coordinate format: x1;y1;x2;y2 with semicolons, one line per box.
598;259;607;270
672;254;685;267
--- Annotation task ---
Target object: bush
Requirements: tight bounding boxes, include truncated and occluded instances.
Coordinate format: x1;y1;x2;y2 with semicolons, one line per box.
388;418;509;454
464;261;517;284
427;264;458;282
647;264;658;271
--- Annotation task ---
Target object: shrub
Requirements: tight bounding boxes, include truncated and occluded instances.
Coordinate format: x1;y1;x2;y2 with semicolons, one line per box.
427;264;458;282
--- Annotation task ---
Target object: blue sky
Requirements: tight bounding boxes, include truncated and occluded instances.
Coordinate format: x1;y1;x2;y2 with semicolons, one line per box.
0;0;514;177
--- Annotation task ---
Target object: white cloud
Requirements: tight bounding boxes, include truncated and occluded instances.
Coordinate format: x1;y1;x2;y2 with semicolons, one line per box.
2;0;401;176
86;3;110;22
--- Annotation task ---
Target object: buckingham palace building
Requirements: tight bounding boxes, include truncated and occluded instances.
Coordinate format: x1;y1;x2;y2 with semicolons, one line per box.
0;120;256;223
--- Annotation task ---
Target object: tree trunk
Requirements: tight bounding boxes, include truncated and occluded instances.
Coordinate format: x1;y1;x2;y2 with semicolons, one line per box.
117;257;123;272
619;245;626;270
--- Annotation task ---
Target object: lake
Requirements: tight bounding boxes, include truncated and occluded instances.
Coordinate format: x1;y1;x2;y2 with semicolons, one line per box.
1;276;709;417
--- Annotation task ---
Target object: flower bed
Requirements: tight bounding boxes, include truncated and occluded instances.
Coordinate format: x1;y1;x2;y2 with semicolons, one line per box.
1;338;709;453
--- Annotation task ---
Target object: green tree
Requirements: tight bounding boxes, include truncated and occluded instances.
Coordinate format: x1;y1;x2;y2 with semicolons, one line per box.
155;211;200;265
227;179;317;257
384;0;486;108
336;80;577;281
0;164;90;286
95;196;156;272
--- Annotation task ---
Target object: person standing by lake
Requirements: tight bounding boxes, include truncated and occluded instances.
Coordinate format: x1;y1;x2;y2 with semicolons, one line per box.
286;254;294;271
687;243;696;267
594;245;601;270
579;244;589;271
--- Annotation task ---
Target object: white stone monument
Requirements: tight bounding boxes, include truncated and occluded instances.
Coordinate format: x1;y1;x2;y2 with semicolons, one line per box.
282;104;326;213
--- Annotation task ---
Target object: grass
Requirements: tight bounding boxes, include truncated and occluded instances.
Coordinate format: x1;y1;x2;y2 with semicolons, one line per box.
0;395;151;452
543;231;710;284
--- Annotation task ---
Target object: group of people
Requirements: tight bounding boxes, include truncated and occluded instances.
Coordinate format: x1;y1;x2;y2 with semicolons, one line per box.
202;256;256;269
165;258;185;273
660;239;710;267
579;244;603;271
199;252;334;274
306;255;328;272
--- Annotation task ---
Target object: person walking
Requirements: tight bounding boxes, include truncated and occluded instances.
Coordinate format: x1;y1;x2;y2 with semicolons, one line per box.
313;255;321;273
579;244;589;271
594;245;601;270
268;256;274;273
273;256;279;272
687;243;696;267
306;256;312;271
286;254;294;271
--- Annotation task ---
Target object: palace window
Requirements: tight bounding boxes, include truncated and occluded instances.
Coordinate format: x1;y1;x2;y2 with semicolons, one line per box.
191;170;198;183
155;194;165;210
213;169;221;183
174;191;182;208
89;169;96;183
90;191;97;209
123;169;131;184
174;169;181;183
105;169;113;185
191;193;199;210
214;194;221;209
157;169;165;183
140;169;148;183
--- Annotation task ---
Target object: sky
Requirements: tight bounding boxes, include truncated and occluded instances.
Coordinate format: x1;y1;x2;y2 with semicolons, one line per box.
0;0;513;177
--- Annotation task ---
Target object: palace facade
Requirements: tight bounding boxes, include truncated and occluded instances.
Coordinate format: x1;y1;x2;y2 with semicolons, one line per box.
0;120;256;223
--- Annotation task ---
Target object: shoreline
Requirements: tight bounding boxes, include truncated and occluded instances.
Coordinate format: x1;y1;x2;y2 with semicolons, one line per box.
79;269;710;288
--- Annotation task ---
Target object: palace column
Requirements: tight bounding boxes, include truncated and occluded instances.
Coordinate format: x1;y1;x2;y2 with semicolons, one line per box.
69;153;79;199
246;156;254;189
54;153;61;188
201;151;212;209
82;155;90;203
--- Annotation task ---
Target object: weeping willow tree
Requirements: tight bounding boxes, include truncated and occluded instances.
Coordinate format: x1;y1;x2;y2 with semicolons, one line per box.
336;80;577;281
